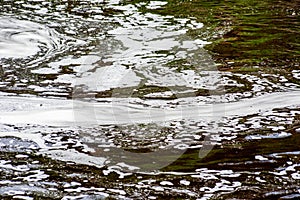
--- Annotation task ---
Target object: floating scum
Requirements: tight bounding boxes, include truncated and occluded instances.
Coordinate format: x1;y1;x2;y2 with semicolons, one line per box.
0;0;299;174
0;0;300;198
72;2;224;171
1;90;300;170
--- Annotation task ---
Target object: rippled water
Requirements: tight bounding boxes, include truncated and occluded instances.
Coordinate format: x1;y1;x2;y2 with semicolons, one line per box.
0;0;300;199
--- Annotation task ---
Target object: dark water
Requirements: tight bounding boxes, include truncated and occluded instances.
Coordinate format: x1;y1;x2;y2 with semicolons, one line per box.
0;0;300;199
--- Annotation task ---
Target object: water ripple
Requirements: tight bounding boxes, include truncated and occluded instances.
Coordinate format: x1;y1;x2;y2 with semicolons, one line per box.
0;17;64;60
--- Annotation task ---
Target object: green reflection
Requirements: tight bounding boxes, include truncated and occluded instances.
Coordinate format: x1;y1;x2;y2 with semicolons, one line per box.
129;0;300;68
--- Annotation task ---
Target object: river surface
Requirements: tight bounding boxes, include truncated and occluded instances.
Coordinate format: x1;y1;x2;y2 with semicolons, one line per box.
0;0;300;199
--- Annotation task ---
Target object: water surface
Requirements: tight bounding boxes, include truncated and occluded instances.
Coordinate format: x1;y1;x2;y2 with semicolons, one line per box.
0;0;300;199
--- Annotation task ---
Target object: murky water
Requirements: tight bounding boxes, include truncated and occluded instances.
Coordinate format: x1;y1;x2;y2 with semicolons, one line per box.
0;0;300;199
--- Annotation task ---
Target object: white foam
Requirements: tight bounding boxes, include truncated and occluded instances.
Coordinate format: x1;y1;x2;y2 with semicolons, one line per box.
0;90;299;127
